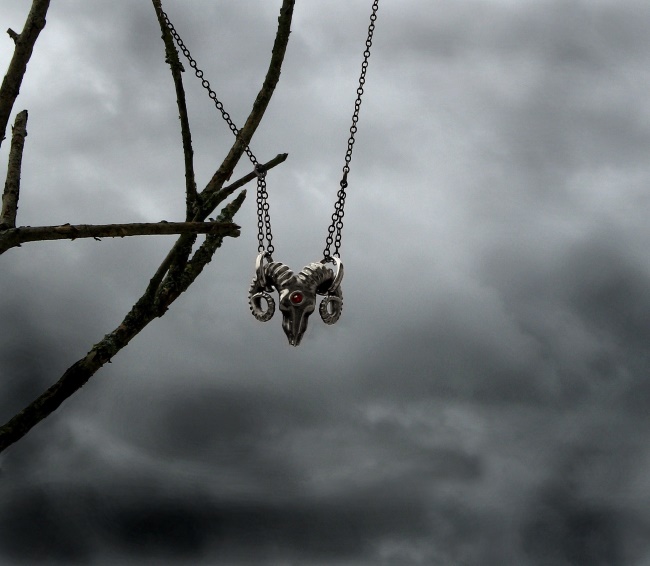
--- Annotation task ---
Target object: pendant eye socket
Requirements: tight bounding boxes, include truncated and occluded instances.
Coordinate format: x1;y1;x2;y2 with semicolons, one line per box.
290;291;304;305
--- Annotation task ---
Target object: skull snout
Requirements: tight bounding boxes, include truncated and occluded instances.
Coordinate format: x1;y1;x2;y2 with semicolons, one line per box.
279;288;316;346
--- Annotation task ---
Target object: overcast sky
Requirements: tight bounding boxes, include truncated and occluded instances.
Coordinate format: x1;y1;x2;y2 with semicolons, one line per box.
2;0;650;564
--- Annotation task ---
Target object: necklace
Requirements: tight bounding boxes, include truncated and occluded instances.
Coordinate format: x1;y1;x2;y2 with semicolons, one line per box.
159;1;379;346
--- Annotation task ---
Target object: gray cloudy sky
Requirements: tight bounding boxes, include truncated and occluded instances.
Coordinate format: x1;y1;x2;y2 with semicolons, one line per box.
2;0;650;564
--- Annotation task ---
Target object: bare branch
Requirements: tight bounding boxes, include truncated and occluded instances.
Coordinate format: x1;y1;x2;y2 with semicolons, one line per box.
0;220;240;254
200;0;295;204
203;152;288;214
0;1;295;455
0;110;28;229
0;291;155;454
143;152;287;302
0;0;51;147
142;232;196;301
185;191;247;280
0;193;243;454
151;0;198;218
155;190;247;313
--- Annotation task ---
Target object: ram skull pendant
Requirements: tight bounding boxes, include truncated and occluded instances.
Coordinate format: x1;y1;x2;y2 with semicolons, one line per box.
249;253;343;346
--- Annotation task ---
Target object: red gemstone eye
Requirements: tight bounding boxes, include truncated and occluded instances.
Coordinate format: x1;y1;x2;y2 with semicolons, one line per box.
290;291;304;304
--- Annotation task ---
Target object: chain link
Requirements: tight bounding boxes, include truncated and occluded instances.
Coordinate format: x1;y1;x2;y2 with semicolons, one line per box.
158;6;274;256
323;0;379;261
254;165;274;255
158;2;378;262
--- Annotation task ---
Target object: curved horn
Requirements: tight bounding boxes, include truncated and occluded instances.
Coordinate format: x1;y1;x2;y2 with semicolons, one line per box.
249;260;298;322
319;286;343;325
249;290;275;322
318;258;344;324
265;261;295;289
248;253;279;322
323;257;344;293
296;262;335;294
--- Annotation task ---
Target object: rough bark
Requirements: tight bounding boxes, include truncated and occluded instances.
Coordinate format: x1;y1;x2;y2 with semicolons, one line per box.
0;1;295;454
0;193;246;454
0;220;240;255
152;0;198;218
0;0;50;147
0;110;27;229
202;0;295;200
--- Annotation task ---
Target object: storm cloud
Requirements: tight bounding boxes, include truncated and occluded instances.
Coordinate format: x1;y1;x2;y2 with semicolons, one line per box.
2;0;650;564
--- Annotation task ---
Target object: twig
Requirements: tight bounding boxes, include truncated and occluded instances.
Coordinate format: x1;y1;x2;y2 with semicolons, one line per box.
186;191;247;279
0;110;28;229
0;220;240;255
0;0;50;147
7;29;19;44
200;0;295;206
151;0;198;218
202;152;288;219
155;191;247;313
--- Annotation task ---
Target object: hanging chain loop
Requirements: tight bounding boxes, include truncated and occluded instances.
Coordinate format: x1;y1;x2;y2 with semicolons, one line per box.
323;0;379;261
158;1;378;262
158;5;274;256
254;163;274;256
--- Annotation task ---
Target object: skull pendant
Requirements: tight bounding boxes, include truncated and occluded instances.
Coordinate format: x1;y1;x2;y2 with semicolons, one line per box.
249;253;343;346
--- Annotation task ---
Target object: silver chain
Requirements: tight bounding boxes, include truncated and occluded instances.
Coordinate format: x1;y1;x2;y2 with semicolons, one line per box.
158;6;274;256
158;2;379;261
323;0;379;261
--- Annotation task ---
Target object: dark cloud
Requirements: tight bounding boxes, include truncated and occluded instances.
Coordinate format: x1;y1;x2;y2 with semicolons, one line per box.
562;239;650;348
521;487;623;566
519;437;648;566
0;471;432;564
3;0;650;563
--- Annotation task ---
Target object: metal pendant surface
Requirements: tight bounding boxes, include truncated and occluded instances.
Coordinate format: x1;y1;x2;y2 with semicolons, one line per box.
249;253;343;346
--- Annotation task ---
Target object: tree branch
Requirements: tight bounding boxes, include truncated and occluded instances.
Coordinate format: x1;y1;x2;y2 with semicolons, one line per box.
151;0;198;218
0;0;50;147
203;152;288;214
0;110;28;229
0;286;155;454
0;2;296;455
200;0;295;207
142;151;286;299
0;220;240;255
0;195;240;454
155;191;247;313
